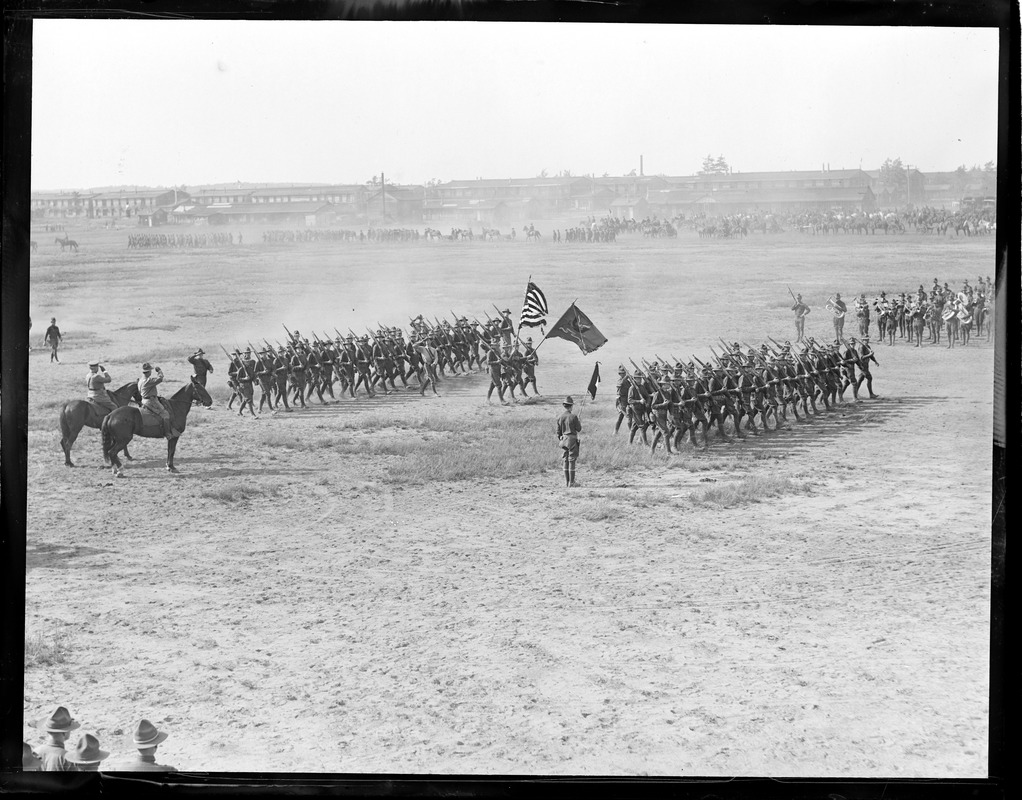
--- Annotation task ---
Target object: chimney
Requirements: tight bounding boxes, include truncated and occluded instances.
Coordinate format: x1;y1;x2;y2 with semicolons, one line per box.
640;156;644;177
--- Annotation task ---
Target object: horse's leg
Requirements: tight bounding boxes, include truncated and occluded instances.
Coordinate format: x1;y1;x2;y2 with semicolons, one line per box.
167;437;179;472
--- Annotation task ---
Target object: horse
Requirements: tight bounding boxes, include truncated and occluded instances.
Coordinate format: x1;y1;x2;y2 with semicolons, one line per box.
100;378;212;475
526;228;542;242
55;236;79;253
59;381;142;467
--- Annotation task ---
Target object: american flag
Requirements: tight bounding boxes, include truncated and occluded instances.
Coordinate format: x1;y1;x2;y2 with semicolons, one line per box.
519;281;549;332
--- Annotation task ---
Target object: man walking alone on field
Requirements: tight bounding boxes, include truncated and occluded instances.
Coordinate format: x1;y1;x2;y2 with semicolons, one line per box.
44;317;63;363
556;395;582;488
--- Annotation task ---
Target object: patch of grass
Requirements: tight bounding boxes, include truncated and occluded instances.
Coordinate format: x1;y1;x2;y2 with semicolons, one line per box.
690;474;813;507
118;346;192;365
200;483;281;503
579;500;628;521
120;324;180;332
25;627;74;669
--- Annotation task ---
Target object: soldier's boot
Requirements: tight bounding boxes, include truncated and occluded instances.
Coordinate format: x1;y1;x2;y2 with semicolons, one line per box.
614;413;625;435
568;464;577;488
628;424;639;445
651;431;662;454
227;391;237;410
563;462;571;487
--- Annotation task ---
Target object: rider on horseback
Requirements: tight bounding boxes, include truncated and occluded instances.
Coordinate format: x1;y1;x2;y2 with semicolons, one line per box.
86;361;117;414
138;363;181;440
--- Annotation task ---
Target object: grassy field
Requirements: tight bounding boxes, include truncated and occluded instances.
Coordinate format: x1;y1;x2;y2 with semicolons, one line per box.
23;220;995;776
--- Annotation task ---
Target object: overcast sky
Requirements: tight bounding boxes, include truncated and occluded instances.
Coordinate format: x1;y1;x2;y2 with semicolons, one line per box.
31;21;999;190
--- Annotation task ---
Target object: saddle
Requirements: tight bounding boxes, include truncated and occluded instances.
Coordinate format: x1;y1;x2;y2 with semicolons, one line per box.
141;397;173;419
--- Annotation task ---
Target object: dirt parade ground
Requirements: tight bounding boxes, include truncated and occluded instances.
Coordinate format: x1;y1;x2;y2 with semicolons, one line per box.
22;224;995;776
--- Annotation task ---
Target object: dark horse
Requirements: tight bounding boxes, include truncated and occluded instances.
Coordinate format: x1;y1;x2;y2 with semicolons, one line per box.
55;236;79;252
60;381;141;467
101;378;212;475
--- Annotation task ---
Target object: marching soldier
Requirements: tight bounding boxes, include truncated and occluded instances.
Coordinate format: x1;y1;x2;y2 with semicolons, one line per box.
255;349;275;413
613;365;631;434
649;374;677;454
86;360;117;414
413;336;440;396
853;337;880;398
485;342;507;404
235;349;258;417
521;337;540;396
288;344;309;408
499;308;515;347
269;345;292;412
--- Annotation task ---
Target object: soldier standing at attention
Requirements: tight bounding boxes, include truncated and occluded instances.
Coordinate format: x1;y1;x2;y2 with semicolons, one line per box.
86;361;117;414
830;292;848;340
790;295;810;341
187;348;214;388
556;395;582;488
44;317;63;363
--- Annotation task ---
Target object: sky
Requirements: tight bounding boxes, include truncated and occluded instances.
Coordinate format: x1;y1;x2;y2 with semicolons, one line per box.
30;21;1000;191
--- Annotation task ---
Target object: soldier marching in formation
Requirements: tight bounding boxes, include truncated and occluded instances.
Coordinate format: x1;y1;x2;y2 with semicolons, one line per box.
616;336;881;455
215;310;542;413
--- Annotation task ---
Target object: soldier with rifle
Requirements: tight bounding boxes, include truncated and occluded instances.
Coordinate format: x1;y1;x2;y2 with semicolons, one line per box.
485;342;508;404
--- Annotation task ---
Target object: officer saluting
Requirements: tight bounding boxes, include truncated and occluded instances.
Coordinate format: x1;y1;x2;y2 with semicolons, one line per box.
556;395;583;488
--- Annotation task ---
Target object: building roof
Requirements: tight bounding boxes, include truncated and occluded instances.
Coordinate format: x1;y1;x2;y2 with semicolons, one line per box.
441;176;593;190
92;189;180;200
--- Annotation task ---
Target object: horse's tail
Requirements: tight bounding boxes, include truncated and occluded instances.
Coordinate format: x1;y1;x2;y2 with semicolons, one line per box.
101;415;115;458
58;405;72;443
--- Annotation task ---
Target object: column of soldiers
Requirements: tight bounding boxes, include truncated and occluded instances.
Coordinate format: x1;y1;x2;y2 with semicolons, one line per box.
615;337;880;455
214;308;542;414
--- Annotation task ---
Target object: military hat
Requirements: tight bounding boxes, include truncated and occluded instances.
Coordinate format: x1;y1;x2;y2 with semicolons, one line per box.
244;348;251;355
195;348;205;355
132;719;169;748
563;395;574;407
51;317;56;323
525;337;532;343
65;733;109;765
88;360;99;367
618;365;626;374
502;309;511;315
141;362;153;372
32;706;80;733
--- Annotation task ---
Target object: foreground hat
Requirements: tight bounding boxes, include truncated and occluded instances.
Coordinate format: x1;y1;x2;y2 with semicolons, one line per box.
65;733;110;765
141;362;153;371
195;348;204;355
88;360;99;368
132;719;169;748
32;706;80;733
563;395;574;406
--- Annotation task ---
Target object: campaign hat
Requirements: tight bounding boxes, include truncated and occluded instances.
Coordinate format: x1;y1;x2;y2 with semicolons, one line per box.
64;733;109;765
132;719;169;748
32;706;80;733
563;395;574;407
141;362;153;372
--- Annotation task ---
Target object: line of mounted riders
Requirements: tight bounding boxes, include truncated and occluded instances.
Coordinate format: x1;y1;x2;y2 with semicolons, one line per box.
220;309;537;417
615;338;880;455
851;277;993;348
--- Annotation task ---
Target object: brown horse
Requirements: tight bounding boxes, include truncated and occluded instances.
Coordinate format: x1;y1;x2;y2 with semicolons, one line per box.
100;378;212;475
59;381;141;467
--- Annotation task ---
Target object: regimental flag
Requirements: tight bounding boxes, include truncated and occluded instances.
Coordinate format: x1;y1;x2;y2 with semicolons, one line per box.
520;281;549;332
587;362;601;400
546;303;608;355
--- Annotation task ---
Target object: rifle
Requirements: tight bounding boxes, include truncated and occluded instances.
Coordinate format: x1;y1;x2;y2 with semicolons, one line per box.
283;323;296;343
787;285;798;304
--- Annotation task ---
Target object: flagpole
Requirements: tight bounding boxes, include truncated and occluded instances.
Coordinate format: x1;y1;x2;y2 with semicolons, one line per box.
514;275;530;350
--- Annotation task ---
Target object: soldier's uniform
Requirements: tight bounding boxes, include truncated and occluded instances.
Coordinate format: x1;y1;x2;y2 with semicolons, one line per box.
485;345;506;404
86;362;117;413
138;364;179;439
556;396;582;487
187;349;214;387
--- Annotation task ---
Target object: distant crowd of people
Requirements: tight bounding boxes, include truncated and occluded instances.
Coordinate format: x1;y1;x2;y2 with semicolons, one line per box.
23;706;177;772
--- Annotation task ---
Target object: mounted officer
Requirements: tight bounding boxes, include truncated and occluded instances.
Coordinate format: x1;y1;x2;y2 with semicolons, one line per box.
138;363;181;439
86;360;117;414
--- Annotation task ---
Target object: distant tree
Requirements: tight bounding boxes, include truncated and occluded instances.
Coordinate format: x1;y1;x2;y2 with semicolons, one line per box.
698;154;729;175
537;168;549;178
879;157;906;190
983;160;996;172
602;172;610;178
558;169;573;178
952;165;969;195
